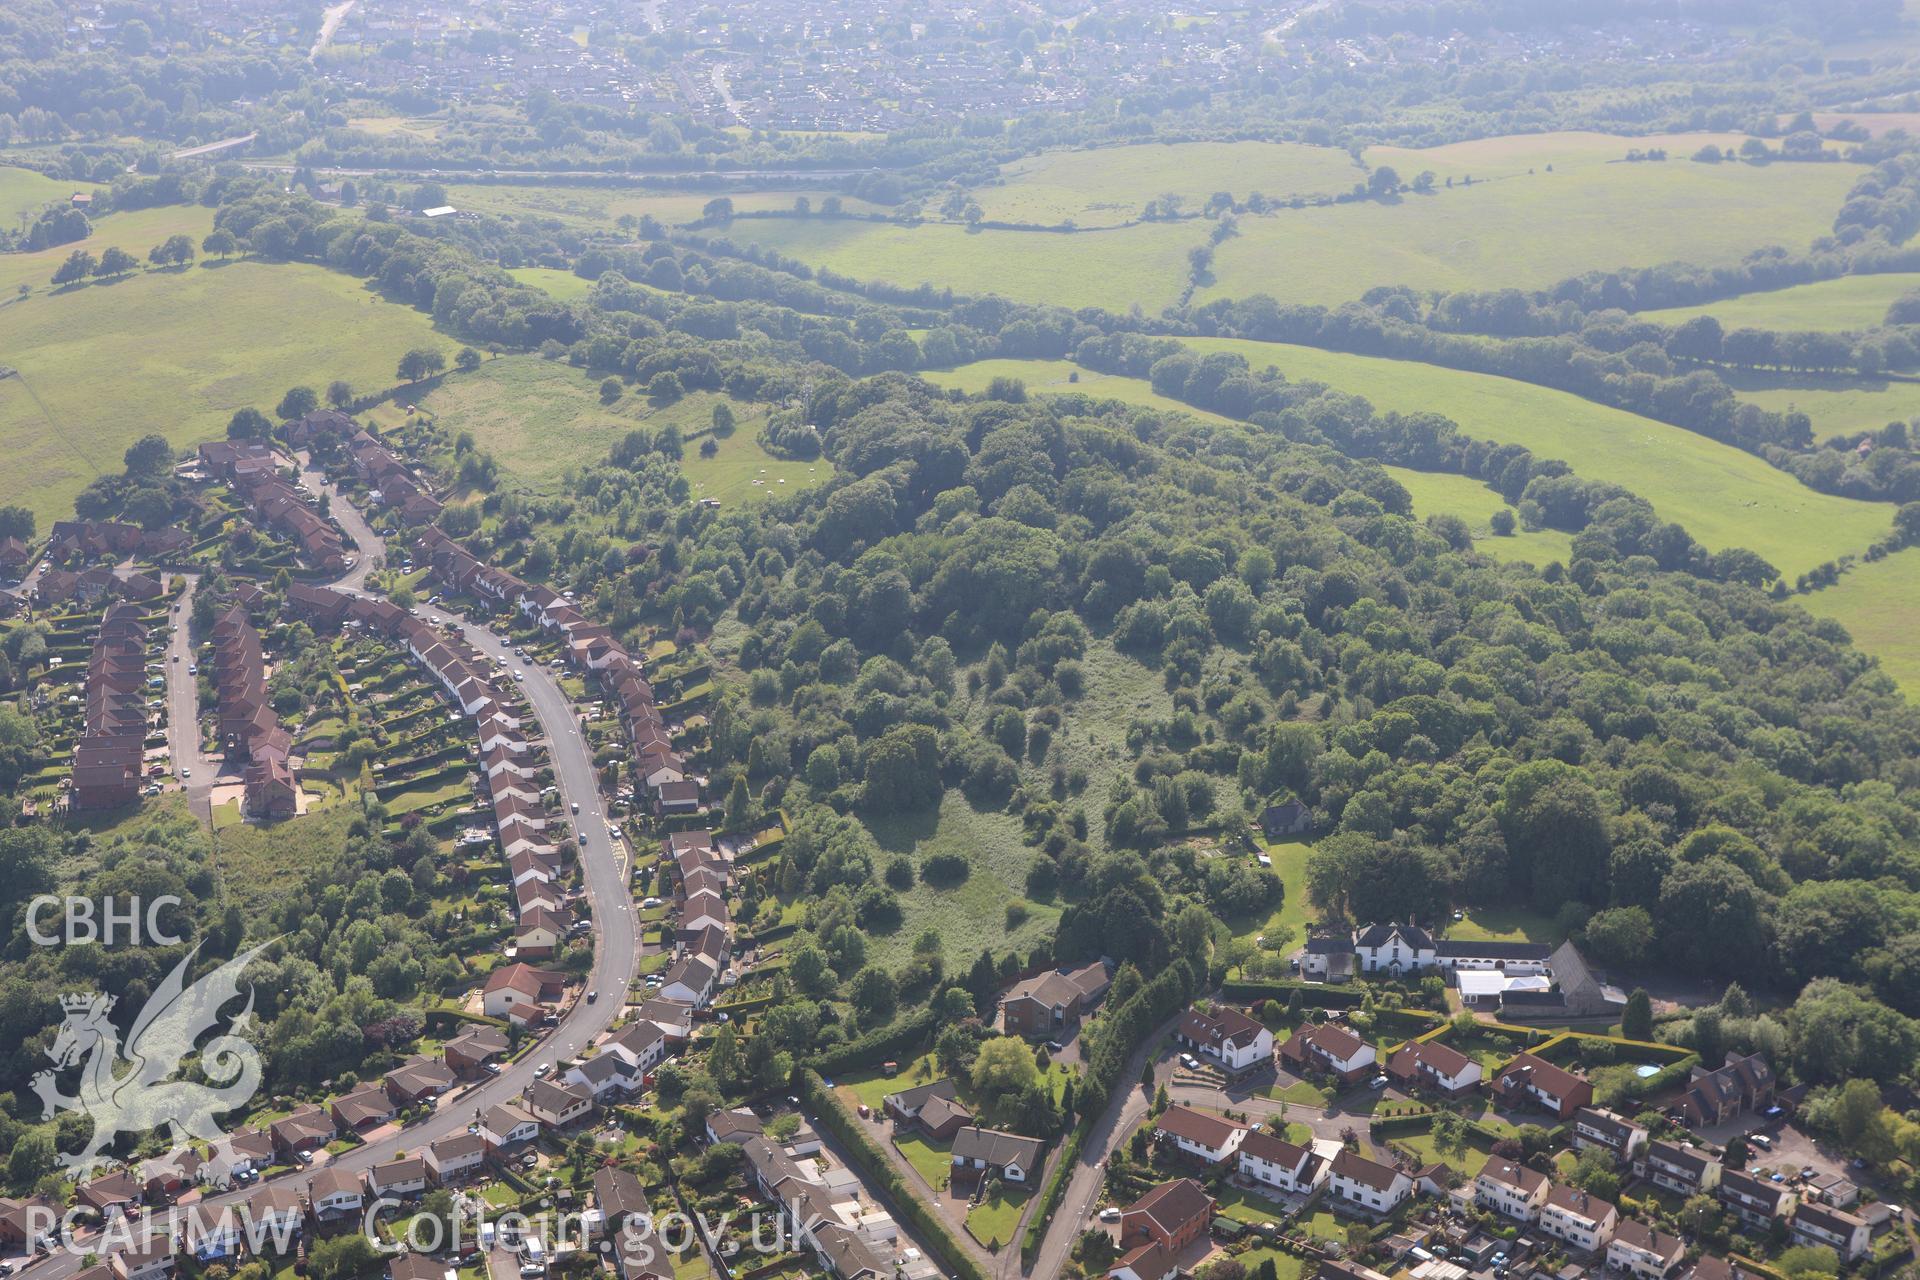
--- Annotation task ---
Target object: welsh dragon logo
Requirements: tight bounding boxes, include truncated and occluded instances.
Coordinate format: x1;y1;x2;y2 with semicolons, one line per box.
33;942;272;1179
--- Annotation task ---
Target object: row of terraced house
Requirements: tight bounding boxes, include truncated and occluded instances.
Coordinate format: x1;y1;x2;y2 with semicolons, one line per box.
70;602;151;810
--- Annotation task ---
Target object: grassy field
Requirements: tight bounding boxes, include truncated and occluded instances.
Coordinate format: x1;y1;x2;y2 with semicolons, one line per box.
1447;906;1567;946
964;1188;1028;1247
0;258;442;527
862;792;1059;964
1230;837;1316;955
975;141;1363;227
448;183;886;228
507;266;593;301
209;805;356;915
1197;142;1857;307
1386;466;1576;566
0;203;215;297
1722;369;1920;440
1181;337;1894;578
1363;130;1833;179
717;217;1205;313
1800;548;1920;697
1639;273;1920;332
919;358;1240;425
680;428;825;506
0;165;95;226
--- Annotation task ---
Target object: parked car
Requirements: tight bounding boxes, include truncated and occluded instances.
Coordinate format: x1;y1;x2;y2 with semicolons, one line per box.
1749;1134;1773;1150
1179;1053;1198;1069
586;990;598;1003
1370;1074;1391;1089
533;1063;551;1078
1099;1208;1120;1222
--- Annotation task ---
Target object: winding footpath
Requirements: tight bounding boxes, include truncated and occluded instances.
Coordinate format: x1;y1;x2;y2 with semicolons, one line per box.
19;463;639;1280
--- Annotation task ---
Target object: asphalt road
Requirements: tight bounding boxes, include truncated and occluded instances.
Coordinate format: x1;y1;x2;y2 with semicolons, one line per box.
15;471;640;1280
161;573;220;818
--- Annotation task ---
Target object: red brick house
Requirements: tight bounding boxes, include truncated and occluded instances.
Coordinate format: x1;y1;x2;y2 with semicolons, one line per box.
1119;1178;1214;1253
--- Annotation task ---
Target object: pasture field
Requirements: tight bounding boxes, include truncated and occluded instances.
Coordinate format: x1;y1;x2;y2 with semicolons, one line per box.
975;141;1363;226
680;429;825;506
344;115;445;140
507;266;594;301
1639;273;1920;332
1362;130;1834;179
1723;369;1920;439
1384;465;1577;566
0;258;441;526
919;358;1240;424
0;203;215;297
1181;337;1893;577
0;165;95;226
448;183;885;228
1799;549;1920;697
716;217;1204;312
1195;149;1857;307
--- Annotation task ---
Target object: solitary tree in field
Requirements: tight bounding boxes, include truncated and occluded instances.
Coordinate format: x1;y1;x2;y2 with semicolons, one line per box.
51;249;96;285
277;386;318;420
123;434;172;476
396;348;446;383
711;402;735;436
326;380;354;410
202;229;238;260
702;196;734;224
454;346;481;372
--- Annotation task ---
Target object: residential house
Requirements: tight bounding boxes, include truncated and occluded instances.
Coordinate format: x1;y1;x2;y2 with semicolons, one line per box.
444;1024;510;1075
1639;1140;1721;1197
388;1255;450;1280
1494;1053;1593;1119
1718;1167;1795;1230
706;1108;765;1145
110;1229;178;1280
479;1103;541;1152
481;963;565;1018
331;1081;398;1134
183;1204;245;1262
1570;1107;1648;1164
269;1106;335;1162
882;1079;961;1133
1236;1131;1323;1194
245;1184;305;1246
950;1127;1046;1185
77;1171;143;1217
0;1197;56;1251
1495;941;1628;1023
1119;1178;1214;1253
1108;1242;1178;1280
1152;1105;1247;1165
659;954;719;1008
1300;932;1357;983
308;1167;365;1221
367;1158;429;1199
602;1019;669;1076
1539;1185;1617;1253
998;960;1112;1039
1790;1202;1871;1261
1174;1005;1274;1076
566;1051;638;1102
593;1167;650;1231
1327;1150;1413;1215
1260;800;1313;840
424;1134;487;1186
523;1079;593;1130
1279;1022;1376;1084
1384;1039;1482;1097
915;1093;975;1142
385;1056;457;1106
1607;1220;1686;1280
1353;922;1437;974
1677;1053;1777;1129
1475;1157;1551;1224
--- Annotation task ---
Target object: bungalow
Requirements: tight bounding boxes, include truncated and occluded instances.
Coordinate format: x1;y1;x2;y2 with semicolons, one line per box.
219;1129;276;1178
1119;1178;1214;1253
1639;1140;1721;1197
1174;1005;1274;1075
1153;1105;1246;1165
308;1167;365;1221
424;1133;487;1186
331;1081;398;1134
481;963;565;1018
1494;1053;1593;1119
523;1079;594;1129
950;1126;1046;1185
1607;1220;1686;1280
706;1108;765;1145
1475;1156;1551;1224
1717;1166;1793;1230
270;1106;335;1161
883;1079;972;1140
1109;1242;1178;1280
1260;800;1313;840
1384;1039;1481;1097
444;1024;511;1075
807;1222;888;1280
367;1158;429;1198
385;1056;457;1105
1327;1149;1413;1214
77;1171;143;1217
480;1103;541;1152
1000;961;1112;1038
1237;1130;1324;1194
1791;1202;1871;1262
654;780;702;815
1279;1022;1376;1084
1570;1107;1648;1163
1539;1185;1617;1253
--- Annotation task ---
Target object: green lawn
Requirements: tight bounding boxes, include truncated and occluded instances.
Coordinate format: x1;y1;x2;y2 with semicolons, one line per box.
1261;1080;1333;1107
1800;547;1920;697
1214;1184;1295;1227
507;267;593;301
893;1134;954;1190
719;216;1207;313
0;255;441;528
1180;337;1893;579
964;1188;1028;1249
1639;273;1920;332
680;428;828;506
1229;836;1316;956
1387;466;1577;566
920;359;1240;426
1446;906;1566;946
1198;134;1857;307
975;142;1363;227
1236;1248;1312;1280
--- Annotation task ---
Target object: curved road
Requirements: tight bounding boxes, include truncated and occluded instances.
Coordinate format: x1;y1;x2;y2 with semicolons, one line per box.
21;468;639;1280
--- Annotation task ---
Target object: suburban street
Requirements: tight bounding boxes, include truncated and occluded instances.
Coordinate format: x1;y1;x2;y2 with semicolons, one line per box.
13;466;643;1280
161;573;220;818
